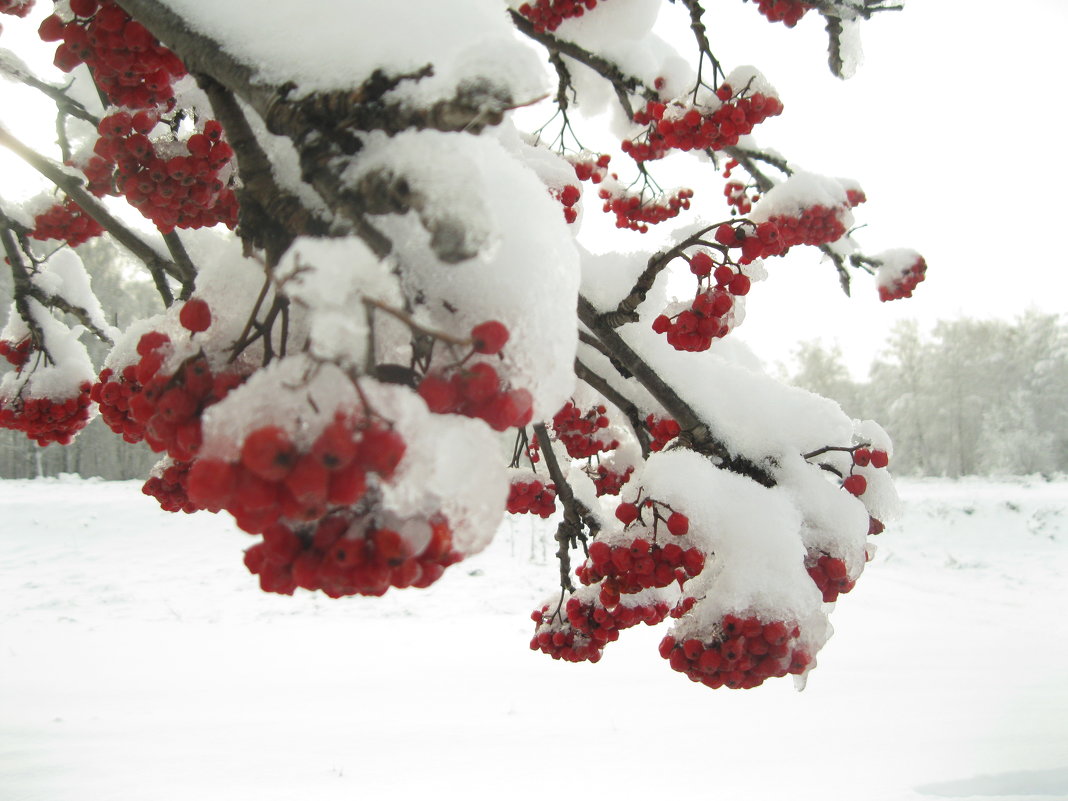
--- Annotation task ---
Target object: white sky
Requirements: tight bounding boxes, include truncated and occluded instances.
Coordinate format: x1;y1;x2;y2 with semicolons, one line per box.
2;1;1066;379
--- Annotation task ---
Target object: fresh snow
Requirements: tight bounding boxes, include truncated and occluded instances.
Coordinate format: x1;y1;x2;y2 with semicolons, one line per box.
1;476;1066;801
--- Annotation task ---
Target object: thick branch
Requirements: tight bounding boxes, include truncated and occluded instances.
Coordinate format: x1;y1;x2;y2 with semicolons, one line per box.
508;8;652;117
578;294;775;487
601;223;723;328
0;224;52;362
533;422;599;593
0;57;101;127
197;76;333;264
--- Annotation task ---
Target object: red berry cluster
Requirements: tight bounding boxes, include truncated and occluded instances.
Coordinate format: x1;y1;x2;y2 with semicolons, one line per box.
91;327;243;459
552;184;581;224
87;111;237;233
529;605;603;663
714;220;784;263
590;464;633;496
517;0;603;33
142;459;199;513
660;614;811;689
598;187;693;233
645;414;680;452
552;401;617;459
840;446;889;496
29;198;105;247
765;205;849;250
878;255;927;302
578;536;704;604
750;0;813;27
652;272;749;352
569;152;611;184
40;1;186;108
623;87;783;163
0;382;93;445
243;511;459;597
529;591;670;663
724;180;757;215
186;415;405;534
806;552;855;602
418;362;533;432
507;478;557;517
0;337;31;368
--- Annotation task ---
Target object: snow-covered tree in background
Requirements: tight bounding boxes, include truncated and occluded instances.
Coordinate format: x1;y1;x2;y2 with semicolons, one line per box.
0;0;920;691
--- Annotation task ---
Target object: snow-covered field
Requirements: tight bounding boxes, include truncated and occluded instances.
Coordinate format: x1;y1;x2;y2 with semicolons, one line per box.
1;476;1066;801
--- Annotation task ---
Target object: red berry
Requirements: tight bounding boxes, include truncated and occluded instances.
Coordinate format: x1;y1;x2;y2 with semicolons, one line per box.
179;298;212;333
666;512;689;536
241;426;297;482
615;502;639;525
471;321;509;355
843;474;867;496
870;450;889;468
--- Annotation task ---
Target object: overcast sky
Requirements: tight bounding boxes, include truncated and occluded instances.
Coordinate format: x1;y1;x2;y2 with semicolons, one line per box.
2;1;1066;379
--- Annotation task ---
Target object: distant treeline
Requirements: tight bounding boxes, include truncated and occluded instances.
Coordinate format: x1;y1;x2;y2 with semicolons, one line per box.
787;314;1068;477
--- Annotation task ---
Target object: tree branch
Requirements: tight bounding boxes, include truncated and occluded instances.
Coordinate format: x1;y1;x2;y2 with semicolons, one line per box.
0;126;180;306
578;294;775;487
533;422;599;593
575;358;650;459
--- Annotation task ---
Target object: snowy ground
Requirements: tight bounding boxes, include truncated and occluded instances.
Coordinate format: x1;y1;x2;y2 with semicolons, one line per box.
1;476;1066;801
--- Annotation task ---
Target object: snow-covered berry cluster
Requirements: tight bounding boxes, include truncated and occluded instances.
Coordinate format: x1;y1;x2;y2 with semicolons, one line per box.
243;509;460;597
507;476;557;517
0;337;32;368
40;0;186;108
876;251;927;302
0;381;93;445
517;0;604;33
623;85;783;162
660;614;811;689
